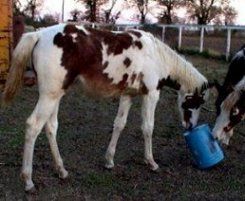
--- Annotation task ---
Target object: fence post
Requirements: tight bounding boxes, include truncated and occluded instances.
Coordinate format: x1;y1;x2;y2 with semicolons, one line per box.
178;26;182;49
162;26;165;42
200;26;204;53
226;28;231;61
61;0;65;22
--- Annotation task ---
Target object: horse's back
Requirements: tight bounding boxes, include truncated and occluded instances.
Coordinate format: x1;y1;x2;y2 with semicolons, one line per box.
33;24;161;97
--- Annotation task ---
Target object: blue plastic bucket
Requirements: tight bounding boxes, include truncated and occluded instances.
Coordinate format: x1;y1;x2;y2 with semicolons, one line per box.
184;124;224;169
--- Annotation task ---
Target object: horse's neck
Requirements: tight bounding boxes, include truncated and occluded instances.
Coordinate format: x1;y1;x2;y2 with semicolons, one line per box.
158;41;206;92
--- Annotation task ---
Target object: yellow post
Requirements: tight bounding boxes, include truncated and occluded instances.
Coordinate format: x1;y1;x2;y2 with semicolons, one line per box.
0;0;12;87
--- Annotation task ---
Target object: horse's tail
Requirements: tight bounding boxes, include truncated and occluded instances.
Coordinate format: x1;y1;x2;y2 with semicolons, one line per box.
2;32;39;105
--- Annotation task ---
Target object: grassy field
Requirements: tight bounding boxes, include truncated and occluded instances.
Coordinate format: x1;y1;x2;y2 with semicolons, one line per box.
182;36;245;57
0;55;244;200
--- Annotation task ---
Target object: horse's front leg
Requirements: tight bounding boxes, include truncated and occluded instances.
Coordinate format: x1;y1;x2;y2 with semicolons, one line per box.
141;90;160;171
105;95;132;169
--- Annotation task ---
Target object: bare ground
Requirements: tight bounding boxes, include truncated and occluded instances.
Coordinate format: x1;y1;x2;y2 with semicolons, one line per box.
0;55;244;201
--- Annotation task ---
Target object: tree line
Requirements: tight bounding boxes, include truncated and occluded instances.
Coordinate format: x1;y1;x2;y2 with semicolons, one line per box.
13;0;237;27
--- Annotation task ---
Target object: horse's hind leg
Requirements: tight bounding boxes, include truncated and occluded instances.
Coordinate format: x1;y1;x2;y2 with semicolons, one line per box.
20;94;61;192
45;99;68;179
141;90;160;171
105;95;132;169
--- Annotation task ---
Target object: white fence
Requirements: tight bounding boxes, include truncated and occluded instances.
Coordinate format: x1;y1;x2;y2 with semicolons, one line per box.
87;23;245;60
159;24;245;60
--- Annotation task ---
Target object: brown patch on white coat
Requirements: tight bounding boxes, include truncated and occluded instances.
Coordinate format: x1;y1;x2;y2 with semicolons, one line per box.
53;24;147;97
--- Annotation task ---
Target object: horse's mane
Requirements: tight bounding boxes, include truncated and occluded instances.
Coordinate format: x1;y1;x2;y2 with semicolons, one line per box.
154;38;208;93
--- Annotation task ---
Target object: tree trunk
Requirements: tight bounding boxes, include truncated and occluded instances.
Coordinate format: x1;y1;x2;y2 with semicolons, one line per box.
105;11;110;23
140;13;145;24
89;1;96;22
166;6;172;24
198;17;206;25
31;5;36;21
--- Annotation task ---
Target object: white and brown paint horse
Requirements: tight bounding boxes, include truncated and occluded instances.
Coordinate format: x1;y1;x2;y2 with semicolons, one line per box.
213;47;245;144
2;24;210;191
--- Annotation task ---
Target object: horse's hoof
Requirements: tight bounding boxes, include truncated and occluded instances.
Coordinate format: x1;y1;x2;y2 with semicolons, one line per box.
150;164;160;172
144;159;159;172
25;185;37;194
59;169;68;179
152;166;160;173
105;162;114;169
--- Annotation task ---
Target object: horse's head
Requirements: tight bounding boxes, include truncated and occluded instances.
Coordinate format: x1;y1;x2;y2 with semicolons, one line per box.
178;85;209;130
212;46;245;144
213;87;245;145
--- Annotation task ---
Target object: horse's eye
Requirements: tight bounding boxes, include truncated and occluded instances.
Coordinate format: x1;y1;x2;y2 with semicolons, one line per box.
232;108;239;116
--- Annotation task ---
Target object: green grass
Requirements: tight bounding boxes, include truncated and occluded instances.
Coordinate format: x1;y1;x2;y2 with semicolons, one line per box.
83;172;115;188
179;48;227;61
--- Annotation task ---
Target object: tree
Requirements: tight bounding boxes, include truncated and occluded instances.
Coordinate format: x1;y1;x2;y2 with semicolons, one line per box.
104;0;118;23
13;0;24;16
105;11;121;24
24;0;44;21
42;14;59;25
76;0;105;22
185;0;236;25
214;4;237;25
75;0;120;23
158;0;184;24
70;9;82;21
212;6;237;25
130;0;149;24
13;0;43;21
222;5;237;25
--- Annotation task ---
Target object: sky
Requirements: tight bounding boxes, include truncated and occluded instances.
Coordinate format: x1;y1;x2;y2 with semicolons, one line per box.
38;0;245;25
